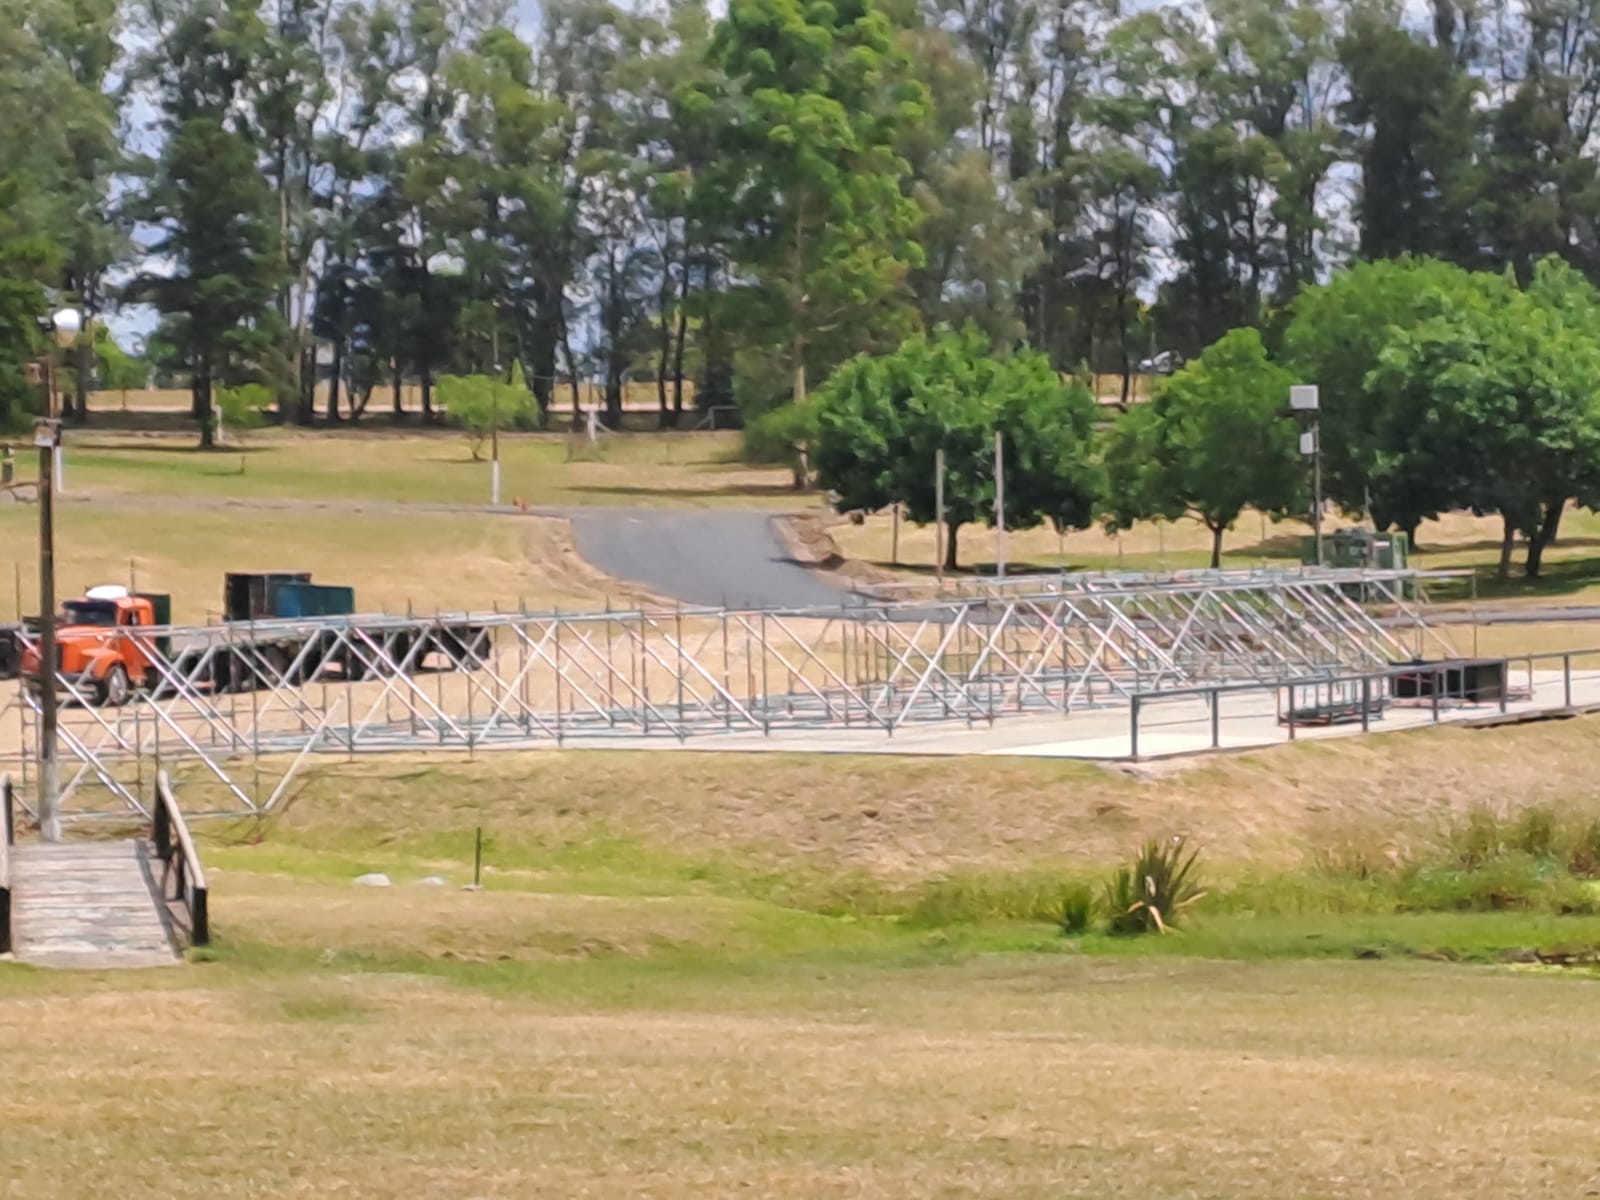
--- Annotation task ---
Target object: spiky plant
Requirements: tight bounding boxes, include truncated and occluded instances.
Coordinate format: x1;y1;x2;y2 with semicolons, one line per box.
1059;884;1095;936
1104;836;1207;935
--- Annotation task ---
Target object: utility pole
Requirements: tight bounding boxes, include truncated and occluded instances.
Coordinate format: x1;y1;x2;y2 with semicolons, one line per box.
490;370;502;507
994;430;1006;580
934;448;945;586
35;415;59;842
1291;385;1322;567
34;307;78;841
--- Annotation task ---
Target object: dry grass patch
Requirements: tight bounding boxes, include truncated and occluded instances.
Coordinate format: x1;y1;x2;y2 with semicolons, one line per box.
1;957;1598;1198
29;427;797;509
0;505;618;621
245;716;1600;881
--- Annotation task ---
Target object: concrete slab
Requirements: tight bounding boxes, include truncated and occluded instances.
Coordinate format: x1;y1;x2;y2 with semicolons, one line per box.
535;668;1600;762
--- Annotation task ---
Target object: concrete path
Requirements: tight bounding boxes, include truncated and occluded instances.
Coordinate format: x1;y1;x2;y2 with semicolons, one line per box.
9;839;178;969
568;509;862;610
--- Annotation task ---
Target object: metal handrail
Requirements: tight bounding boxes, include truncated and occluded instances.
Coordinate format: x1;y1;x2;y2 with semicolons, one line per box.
152;770;208;947
0;773;12;954
1125;647;1600;759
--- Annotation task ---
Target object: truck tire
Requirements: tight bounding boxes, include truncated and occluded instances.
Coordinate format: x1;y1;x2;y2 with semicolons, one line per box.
97;664;131;708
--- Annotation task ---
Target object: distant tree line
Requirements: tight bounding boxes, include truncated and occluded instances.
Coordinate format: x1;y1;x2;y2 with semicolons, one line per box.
7;0;1600;447
807;256;1600;581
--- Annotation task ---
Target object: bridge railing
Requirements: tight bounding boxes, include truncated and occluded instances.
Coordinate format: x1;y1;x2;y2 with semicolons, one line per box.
0;773;11;954
152;770;208;947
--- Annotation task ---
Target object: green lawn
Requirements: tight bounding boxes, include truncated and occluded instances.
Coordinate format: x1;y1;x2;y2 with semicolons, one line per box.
7;726;1600;1196
25;427;799;509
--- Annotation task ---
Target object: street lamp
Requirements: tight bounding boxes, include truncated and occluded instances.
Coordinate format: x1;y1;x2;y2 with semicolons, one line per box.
490;363;502;507
35;305;79;842
1290;384;1322;567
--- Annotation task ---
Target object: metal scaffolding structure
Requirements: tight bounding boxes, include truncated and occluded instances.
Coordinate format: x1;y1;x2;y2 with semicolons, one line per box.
0;568;1457;820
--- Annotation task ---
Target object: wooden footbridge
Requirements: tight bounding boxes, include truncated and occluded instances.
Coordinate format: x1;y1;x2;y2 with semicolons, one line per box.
1;772;208;969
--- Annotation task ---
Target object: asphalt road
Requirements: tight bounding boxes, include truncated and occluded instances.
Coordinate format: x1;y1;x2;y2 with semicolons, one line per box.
567;509;862;611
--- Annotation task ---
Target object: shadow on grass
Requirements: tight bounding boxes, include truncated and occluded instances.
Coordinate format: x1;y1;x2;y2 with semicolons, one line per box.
1424;553;1600;602
561;482;804;502
74;440;274;456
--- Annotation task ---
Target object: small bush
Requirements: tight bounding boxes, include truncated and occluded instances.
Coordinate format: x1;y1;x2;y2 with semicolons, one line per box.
1568;818;1600;878
907;871;1085;926
1060;885;1095;936
1104;836;1206;936
1452;805;1505;869
1513;805;1560;860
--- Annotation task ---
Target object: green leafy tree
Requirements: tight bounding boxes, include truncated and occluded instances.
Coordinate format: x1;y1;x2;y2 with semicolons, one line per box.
706;0;929;414
813;326;1101;570
1340;4;1484;267
440;364;536;460
215;381;274;437
1281;256;1478;540
1103;328;1301;568
1369;257;1600;580
126;0;287;448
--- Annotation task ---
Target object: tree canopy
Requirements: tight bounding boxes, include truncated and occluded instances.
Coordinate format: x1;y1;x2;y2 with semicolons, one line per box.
1103;329;1301;568
812;326;1100;570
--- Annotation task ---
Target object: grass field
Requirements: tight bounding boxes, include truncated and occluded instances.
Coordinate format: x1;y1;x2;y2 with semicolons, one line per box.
832;500;1600;606
0;429;799;620
11;722;1600;1196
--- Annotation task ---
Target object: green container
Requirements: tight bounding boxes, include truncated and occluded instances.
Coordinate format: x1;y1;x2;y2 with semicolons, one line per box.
1301;530;1408;570
136;592;172;659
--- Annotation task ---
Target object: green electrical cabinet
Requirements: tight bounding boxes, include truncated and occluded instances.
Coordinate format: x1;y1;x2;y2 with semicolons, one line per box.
1301;529;1409;571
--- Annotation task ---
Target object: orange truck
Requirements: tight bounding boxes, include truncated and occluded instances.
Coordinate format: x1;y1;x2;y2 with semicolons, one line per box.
20;574;491;707
20;585;164;706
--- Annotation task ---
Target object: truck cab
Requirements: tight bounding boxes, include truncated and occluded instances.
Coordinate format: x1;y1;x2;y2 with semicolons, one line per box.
21;585;163;706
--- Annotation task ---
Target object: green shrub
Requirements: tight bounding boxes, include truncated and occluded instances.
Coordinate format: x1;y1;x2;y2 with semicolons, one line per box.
216;382;274;432
1452;805;1505;869
439;368;537;460
1513;805;1560;860
1568;818;1600;878
1104;836;1206;936
907;871;1084;926
1059;884;1095;936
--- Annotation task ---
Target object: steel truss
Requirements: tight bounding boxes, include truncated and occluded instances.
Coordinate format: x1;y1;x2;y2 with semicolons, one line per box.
0;568;1456;819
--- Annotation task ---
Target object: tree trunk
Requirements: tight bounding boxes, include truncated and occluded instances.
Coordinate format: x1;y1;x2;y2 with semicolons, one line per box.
327;338;343;423
1209;523;1224;569
1524;498;1566;579
672;300;688;418
296;343;315;425
196;362;215;450
73;334;89;422
420;364;433;423
1497;514;1516;583
392;362;403;419
944;521;961;572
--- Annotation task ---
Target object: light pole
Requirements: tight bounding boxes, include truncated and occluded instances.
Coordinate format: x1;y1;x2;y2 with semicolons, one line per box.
36;306;79;842
1290;384;1322;567
490;363;502;507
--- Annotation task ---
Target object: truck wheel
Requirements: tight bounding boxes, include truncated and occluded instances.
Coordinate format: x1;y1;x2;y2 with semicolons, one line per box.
98;664;131;708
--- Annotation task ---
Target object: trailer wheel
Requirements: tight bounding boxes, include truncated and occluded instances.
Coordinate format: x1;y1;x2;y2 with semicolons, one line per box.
97;664;131;708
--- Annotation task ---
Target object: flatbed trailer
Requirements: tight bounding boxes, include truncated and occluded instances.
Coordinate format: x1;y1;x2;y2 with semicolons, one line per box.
149;613;493;698
16;572;492;706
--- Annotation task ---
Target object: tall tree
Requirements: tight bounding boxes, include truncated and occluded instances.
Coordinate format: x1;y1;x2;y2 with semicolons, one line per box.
1341;2;1485;266
1103;328;1302;568
705;0;929;415
813;325;1101;570
127;0;288;448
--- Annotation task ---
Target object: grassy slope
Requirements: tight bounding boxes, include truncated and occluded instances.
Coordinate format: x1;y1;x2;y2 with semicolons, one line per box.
2;722;1600;1196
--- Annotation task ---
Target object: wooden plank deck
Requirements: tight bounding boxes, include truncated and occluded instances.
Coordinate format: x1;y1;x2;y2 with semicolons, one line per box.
8;840;179;969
